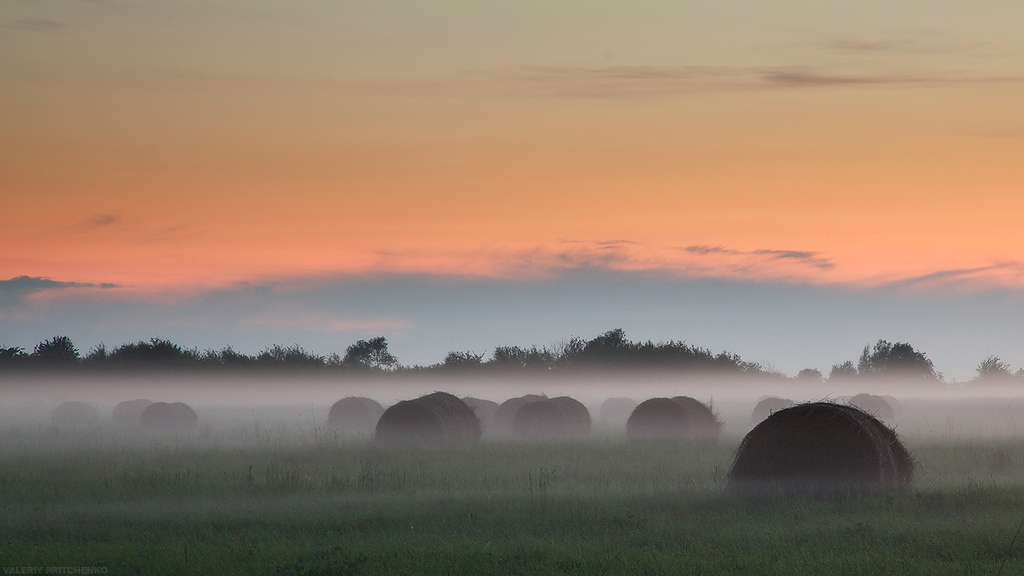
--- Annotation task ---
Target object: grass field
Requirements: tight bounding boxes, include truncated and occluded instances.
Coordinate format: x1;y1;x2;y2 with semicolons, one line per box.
4;427;1024;575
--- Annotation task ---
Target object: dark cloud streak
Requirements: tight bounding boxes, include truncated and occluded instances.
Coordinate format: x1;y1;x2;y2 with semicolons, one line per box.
686;245;834;270
0;276;120;308
451;64;1024;99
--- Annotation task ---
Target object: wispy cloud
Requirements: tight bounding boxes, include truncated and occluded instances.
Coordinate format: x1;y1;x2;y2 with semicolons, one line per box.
66;212;122;233
0;276;119;292
4;18;65;32
685;245;834;271
882;261;1024;291
819;29;970;55
441;64;1023;99
364;240;836;283
0;276;120;309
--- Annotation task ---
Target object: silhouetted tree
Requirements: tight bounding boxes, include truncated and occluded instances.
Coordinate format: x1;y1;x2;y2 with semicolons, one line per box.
857;339;939;381
80;343;111;369
796;368;824;382
441;351;485;371
214;346;258;368
553;337;585;369
258;344;326;368
828;361;858;381
108;338;203;369
342;337;398;371
32;336;80;366
0;346;28;368
580;329;630;365
974;356;1016;383
489;345;554;371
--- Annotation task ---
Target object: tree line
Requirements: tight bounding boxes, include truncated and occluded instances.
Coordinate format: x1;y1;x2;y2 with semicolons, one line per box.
0;330;1019;383
0;329;759;376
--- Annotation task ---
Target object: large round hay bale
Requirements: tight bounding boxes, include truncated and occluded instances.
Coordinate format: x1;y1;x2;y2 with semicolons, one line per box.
598;397;638;426
512;396;592;440
625;396;722;444
848;393;895;422
491;394;547;435
111;399;153;425
461;397;500;423
327;397;383;434
751;397;795;424
375;392;481;445
727;402;914;495
139;402;198;431
51;401;100;428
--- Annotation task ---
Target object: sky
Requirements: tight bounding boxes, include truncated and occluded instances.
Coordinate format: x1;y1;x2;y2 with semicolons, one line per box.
2;0;1023;380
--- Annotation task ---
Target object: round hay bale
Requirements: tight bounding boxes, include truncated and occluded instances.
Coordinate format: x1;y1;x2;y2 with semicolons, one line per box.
880;395;902;415
462;397;500;429
512;396;592;440
598;397;638;426
848;393;895;422
751;397;795;424
51;401;100;428
375;392;481;445
727;402;914;495
670;396;722;443
327;397;383;434
491;394;547;435
139;402;198;432
625;396;722;444
111;399;153;425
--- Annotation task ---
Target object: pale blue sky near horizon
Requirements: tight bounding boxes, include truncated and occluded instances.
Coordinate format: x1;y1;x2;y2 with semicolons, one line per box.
2;270;1022;382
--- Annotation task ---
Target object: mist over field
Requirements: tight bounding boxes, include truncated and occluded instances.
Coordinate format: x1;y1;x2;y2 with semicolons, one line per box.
6;371;1024;441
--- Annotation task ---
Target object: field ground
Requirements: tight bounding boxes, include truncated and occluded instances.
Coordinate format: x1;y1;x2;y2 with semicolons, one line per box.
4;428;1024;575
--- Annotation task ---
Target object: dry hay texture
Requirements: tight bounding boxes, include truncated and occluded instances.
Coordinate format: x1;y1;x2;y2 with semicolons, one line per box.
512;396;592;440
374;392;482;445
51;401;100;428
626;396;722;444
139;402;199;432
462;397;500;428
327;397;383;434
111;399;153;425
751;397;795;424
598;397;638;425
491;394;547;435
848;393;896;422
727;402;914;495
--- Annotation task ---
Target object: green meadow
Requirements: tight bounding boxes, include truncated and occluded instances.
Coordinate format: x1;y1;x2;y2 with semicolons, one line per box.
3;427;1024;575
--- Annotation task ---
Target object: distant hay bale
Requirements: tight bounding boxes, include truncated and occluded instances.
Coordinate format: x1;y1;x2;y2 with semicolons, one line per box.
327;397;383;434
727;402;914;495
880;395;902;415
51;401;100;428
462;397;500;419
139;402;198;432
461;397;500;427
374;392;481;445
512;396;592;440
848;393;896;422
598;397;638;425
111;399;153;425
625;396;722;444
751;397;795;424
491;394;547;435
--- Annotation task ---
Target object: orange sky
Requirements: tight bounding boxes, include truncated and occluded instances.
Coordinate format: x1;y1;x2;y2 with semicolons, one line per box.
3;1;1024;290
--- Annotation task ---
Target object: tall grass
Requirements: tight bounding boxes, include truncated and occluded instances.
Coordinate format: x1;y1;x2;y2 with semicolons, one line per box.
3;426;1024;574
